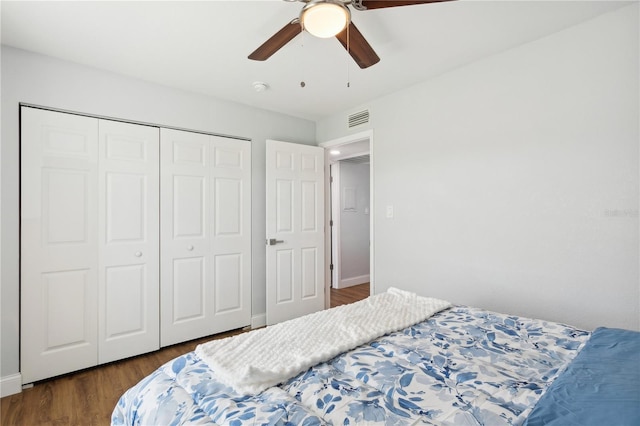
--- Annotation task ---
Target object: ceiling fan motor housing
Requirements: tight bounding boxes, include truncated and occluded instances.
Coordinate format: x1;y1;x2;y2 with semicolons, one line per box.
300;0;351;38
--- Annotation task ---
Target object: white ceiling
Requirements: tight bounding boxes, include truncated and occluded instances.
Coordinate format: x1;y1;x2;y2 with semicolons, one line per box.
1;0;631;121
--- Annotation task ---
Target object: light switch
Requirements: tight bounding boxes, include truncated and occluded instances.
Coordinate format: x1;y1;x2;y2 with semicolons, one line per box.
386;205;394;218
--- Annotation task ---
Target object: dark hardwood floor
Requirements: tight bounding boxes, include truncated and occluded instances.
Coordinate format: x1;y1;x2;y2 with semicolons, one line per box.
330;282;370;308
1;283;370;425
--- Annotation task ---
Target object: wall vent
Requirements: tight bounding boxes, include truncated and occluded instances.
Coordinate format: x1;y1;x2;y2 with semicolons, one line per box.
348;110;369;128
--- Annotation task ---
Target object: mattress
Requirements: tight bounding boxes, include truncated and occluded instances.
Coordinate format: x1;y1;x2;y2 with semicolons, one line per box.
112;305;591;425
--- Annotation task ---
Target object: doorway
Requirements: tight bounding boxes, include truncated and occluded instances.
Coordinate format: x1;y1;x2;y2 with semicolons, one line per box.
320;130;374;308
330;156;370;289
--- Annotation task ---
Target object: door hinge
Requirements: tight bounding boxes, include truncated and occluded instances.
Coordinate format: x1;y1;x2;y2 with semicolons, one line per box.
330;220;333;227
330;176;334;183
330;264;334;270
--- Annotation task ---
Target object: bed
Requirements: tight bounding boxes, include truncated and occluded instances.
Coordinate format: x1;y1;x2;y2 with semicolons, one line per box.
112;289;639;425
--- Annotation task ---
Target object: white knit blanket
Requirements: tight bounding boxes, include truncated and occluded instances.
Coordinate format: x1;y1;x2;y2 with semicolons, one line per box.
195;288;451;395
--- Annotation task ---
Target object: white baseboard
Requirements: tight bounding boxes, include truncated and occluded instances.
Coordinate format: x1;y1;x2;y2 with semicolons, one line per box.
336;274;370;289
0;373;22;397
251;313;266;329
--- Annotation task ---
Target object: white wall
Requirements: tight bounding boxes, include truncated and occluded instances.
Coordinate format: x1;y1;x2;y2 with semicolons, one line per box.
0;46;316;381
337;162;370;287
318;5;639;331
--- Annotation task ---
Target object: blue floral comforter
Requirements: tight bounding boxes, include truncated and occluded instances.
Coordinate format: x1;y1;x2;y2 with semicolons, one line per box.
112;306;589;425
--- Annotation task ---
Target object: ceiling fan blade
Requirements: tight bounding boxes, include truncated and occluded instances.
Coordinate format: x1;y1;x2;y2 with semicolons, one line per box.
248;19;302;61
336;22;380;69
357;0;454;10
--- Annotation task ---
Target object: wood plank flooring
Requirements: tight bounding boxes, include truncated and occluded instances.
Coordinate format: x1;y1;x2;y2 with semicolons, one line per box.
330;282;370;308
1;283;370;425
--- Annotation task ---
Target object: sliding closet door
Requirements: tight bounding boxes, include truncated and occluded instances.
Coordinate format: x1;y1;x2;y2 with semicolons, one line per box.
97;120;160;363
21;108;99;383
160;129;251;346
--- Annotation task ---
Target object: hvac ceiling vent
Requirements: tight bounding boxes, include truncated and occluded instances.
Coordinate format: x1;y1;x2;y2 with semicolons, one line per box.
340;154;370;164
348;109;369;128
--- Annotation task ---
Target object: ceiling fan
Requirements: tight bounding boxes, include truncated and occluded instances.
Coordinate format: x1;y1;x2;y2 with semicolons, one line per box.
248;0;454;69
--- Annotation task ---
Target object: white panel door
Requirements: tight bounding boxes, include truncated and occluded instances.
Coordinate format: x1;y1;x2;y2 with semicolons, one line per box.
209;136;252;332
160;129;210;346
21;108;99;383
266;140;325;325
160;129;251;346
98;120;160;363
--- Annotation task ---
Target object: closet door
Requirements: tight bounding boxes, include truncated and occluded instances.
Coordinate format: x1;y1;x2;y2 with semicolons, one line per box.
98;120;160;363
161;129;211;346
209;135;252;333
160;129;251;346
21;108;99;383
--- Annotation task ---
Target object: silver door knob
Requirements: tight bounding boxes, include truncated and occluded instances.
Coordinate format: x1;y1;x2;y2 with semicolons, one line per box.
135;251;142;257
267;238;284;246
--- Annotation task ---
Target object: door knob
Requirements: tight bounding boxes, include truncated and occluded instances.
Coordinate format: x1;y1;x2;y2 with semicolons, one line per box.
267;238;284;246
187;245;194;251
135;251;142;257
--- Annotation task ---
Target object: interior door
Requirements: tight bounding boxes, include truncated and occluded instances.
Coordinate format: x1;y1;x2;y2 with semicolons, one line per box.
208;135;252;333
266;140;325;325
160;129;251;346
21;107;99;383
97;120;160;363
160;129;210;346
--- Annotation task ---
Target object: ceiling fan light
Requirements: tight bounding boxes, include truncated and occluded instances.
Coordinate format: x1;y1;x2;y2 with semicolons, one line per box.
301;1;350;39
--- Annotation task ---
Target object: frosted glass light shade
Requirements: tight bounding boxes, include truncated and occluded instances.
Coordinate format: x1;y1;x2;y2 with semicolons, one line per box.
301;1;350;39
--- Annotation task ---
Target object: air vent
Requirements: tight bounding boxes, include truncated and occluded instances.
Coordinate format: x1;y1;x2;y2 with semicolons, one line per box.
348;110;369;128
340;154;370;164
